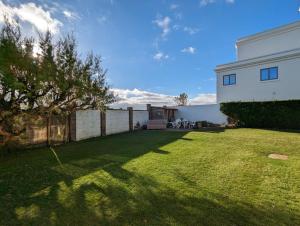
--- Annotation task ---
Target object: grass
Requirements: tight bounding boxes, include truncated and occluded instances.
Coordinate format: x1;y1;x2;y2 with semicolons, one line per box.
0;129;300;226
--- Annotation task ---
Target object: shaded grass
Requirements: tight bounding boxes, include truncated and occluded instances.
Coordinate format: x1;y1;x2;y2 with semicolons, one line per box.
0;129;300;225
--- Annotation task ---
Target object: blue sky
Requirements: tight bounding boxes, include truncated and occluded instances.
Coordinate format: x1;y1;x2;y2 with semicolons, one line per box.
1;0;300;108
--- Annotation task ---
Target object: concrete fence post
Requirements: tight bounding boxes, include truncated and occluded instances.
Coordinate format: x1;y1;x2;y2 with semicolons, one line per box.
127;107;133;131
70;112;76;141
147;104;151;120
101;111;106;136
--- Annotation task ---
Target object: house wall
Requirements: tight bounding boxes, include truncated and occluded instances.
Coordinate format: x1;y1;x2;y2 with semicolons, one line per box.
237;23;300;60
175;104;228;125
216;56;300;103
132;110;149;129
75;110;101;140
106;110;130;135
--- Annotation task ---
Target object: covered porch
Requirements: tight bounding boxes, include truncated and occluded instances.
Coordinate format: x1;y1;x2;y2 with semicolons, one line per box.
146;104;177;129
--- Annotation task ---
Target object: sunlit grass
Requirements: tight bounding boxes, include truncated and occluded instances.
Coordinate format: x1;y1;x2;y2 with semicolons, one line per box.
0;129;300;225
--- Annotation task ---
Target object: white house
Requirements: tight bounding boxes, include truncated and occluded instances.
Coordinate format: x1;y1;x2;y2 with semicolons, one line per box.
215;21;300;103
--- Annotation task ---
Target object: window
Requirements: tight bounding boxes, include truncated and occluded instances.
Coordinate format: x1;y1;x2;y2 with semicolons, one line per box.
260;67;278;81
223;74;236;86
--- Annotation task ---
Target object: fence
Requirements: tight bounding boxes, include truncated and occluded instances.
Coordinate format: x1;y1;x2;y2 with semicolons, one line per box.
24;115;69;146
175;104;228;125
13;109;150;145
70;108;149;141
1;104;228;147
106;110;130;135
71;110;101;141
133;110;149;130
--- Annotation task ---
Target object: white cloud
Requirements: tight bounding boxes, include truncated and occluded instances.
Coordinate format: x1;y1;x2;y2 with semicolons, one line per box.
32;42;42;57
200;0;235;6
298;7;300;13
0;1;14;23
225;0;235;3
200;0;215;7
153;51;169;61
0;1;62;34
153;16;171;37
189;93;216;105
183;26;199;35
111;88;174;109
181;47;196;54
63;10;72;18
170;4;179;10
110;88;216;109
63;10;79;21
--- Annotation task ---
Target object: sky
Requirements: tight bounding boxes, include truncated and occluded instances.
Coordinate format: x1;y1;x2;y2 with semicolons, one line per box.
0;0;300;109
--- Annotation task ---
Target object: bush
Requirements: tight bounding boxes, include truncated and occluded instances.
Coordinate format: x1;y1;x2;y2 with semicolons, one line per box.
220;100;300;129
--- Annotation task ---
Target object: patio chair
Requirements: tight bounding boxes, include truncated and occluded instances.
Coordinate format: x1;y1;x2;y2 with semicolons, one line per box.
189;121;196;129
182;119;189;129
174;119;182;129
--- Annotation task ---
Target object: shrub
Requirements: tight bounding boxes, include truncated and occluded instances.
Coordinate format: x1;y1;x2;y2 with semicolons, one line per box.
220;100;300;129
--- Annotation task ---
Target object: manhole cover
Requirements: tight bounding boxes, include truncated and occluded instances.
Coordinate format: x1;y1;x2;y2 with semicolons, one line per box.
268;153;288;160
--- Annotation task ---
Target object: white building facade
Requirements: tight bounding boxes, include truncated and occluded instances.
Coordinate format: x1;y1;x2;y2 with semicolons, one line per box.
216;21;300;103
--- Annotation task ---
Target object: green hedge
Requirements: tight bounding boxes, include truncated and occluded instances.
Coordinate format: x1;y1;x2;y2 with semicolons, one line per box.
220;100;300;129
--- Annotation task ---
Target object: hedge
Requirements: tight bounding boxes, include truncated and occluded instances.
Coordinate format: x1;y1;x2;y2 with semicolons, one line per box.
220;100;300;129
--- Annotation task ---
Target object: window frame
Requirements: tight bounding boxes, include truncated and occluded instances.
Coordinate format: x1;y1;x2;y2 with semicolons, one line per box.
260;67;279;81
223;74;236;86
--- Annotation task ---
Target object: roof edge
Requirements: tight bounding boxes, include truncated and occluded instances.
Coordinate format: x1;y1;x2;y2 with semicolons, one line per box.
236;20;300;46
215;48;300;72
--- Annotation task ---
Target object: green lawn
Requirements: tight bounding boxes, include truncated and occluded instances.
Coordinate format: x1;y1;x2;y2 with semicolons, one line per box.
0;129;300;226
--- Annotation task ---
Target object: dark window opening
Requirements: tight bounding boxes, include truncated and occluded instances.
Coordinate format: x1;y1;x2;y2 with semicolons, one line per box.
260;67;278;81
223;74;236;86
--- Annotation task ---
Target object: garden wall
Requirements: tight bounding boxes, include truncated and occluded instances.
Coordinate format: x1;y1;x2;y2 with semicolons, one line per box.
69;109;150;141
2;108;149;146
175;104;228;125
106;110;130;135
132;110;149;129
73;110;101;141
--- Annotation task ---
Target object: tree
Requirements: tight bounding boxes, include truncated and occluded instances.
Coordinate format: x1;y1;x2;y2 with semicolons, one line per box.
174;93;188;106
0;19;115;137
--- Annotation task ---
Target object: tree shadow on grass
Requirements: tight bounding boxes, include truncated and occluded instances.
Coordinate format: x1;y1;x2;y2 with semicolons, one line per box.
0;131;187;224
4;167;300;226
193;127;226;133
0;130;299;225
152;149;170;154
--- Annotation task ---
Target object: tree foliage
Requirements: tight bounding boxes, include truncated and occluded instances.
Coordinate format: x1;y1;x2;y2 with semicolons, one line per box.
0;19;114;135
174;93;188;106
